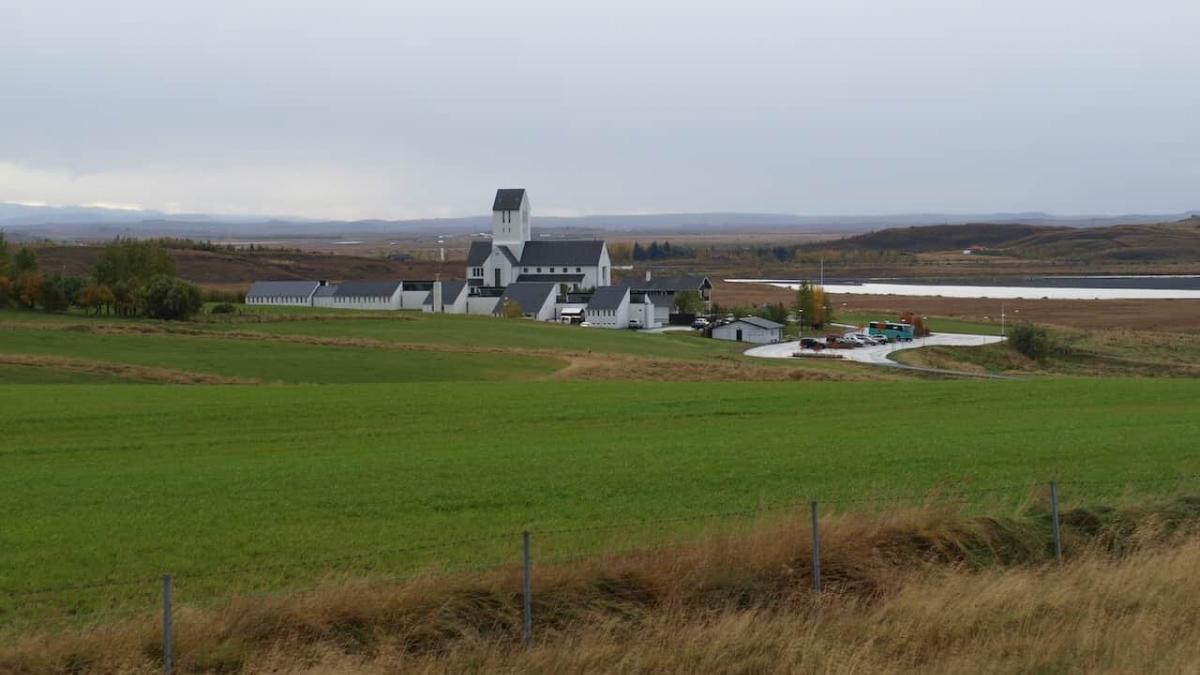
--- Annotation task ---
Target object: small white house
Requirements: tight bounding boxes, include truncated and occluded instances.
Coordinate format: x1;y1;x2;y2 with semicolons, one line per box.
585;286;630;328
712;316;784;344
421;280;469;314
628;292;659;329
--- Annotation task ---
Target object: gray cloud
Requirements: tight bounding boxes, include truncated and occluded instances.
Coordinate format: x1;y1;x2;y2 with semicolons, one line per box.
3;0;1198;218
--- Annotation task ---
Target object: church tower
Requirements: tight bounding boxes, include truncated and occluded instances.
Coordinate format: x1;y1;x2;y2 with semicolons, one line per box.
492;188;531;258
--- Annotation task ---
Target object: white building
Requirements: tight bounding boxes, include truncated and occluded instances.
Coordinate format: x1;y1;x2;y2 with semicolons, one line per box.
712;317;784;344
467;189;612;293
329;280;404;310
621;271;713;325
585;286;630;328
246;281;320;306
421;280;468;314
492;282;557;321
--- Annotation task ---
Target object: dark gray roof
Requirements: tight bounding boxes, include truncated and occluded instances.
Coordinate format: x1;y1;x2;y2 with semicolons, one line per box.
731;316;784;330
492;282;556;316
333;280;402;298
493;188;526;211
314;284;338;298
518;240;605;266
517;273;585;282
497;245;521;266
466;241;491;266
623;274;711;293
246;281;319;299
586;286;629;311
422;280;467;306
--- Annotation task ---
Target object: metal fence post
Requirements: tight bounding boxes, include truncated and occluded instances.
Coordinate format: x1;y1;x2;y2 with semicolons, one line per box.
522;531;533;648
162;574;173;675
1050;481;1063;565
810;501;822;593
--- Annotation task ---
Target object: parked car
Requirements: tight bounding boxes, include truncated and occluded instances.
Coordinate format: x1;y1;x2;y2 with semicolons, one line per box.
579;321;592;327
691;317;711;329
799;337;824;351
629;319;642;329
849;334;881;346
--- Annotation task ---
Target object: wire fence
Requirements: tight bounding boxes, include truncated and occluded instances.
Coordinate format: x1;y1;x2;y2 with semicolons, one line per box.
5;474;1200;672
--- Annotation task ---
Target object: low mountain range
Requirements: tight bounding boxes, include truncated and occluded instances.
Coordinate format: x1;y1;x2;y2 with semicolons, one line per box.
3;201;1198;241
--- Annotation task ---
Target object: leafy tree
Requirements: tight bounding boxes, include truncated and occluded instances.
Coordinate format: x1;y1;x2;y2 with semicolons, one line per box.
792;281;831;328
143;275;203;320
13;246;38;276
15;272;44;309
501;298;523;318
0;277;10;308
79;283;115;315
762;302;789;324
0;230;10;278
93;238;176;289
38;275;69;312
672;289;705;314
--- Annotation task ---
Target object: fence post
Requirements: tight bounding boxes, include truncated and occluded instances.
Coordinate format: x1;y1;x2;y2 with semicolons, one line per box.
810;501;822;593
1050;481;1063;565
522;531;532;648
162;574;173;675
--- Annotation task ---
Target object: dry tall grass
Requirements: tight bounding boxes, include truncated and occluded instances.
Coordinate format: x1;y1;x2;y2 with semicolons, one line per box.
5;502;1200;674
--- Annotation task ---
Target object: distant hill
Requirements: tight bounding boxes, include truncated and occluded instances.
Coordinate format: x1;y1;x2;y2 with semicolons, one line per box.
811;218;1200;262
5;201;1199;239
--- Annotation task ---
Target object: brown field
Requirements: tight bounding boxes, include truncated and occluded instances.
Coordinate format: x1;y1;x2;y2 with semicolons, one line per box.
7;501;1200;674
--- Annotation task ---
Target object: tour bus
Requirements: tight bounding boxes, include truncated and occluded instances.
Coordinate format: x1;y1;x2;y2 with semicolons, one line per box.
867;321;915;342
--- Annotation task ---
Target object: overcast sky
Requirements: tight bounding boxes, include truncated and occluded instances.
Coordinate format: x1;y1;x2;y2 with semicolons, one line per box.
3;0;1199;220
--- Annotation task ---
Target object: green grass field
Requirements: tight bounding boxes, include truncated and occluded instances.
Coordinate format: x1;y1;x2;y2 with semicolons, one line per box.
2;378;1199;627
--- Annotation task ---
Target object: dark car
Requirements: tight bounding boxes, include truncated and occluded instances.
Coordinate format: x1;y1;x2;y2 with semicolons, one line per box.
799;337;823;351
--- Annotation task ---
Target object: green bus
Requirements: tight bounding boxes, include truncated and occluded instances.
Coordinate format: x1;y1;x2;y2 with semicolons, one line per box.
868;321;915;342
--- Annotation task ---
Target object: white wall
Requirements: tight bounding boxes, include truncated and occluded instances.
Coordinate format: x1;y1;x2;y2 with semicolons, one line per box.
586;296;630;328
398;289;429;309
712;322;780;344
466;295;500;315
330;288;403;310
246;295;312;307
629;298;659;329
491;192;530;249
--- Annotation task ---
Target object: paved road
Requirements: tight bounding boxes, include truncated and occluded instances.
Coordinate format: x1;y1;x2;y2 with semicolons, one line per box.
744;332;1012;378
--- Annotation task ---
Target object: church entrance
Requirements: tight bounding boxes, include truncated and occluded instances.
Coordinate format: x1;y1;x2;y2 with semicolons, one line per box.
494;269;501;287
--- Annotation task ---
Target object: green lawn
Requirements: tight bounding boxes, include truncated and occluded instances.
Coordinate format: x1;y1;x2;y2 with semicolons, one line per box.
0;327;564;383
1;378;1198;626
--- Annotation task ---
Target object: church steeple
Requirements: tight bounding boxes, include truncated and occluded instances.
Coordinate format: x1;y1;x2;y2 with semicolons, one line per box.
492;188;530;256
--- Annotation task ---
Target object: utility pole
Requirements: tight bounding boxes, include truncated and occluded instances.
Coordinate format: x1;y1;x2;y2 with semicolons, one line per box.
1001;302;1006;337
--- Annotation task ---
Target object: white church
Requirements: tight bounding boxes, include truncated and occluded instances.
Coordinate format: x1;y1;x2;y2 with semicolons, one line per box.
246;189;711;329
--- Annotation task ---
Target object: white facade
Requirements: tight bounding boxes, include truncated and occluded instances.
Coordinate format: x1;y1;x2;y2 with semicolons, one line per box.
712;319;783;344
466;295;501;316
491;190;531;258
629;296;659;329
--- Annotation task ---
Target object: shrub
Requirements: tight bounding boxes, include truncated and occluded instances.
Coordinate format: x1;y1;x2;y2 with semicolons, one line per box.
210;302;237;315
143;275;203;320
1009;322;1060;361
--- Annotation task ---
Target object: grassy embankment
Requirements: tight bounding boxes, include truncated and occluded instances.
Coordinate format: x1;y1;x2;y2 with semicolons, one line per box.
1;378;1198;629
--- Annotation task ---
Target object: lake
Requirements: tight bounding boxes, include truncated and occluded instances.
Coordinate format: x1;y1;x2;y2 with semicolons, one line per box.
725;275;1200;300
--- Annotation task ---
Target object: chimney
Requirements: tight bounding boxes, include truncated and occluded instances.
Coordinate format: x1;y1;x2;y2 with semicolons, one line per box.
432;280;444;313
645;269;652;282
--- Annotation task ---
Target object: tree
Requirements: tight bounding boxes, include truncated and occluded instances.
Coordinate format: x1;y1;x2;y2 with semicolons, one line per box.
500;298;523;319
632;242;645;261
762;302;789;324
143;275;203;320
792;281;831;328
13;246;38;276
0;230;10;278
1008;322;1063;361
93;238;176;289
672;289;705;314
79;283;115;315
38;276;69;312
14;272;44;309
647;241;661;260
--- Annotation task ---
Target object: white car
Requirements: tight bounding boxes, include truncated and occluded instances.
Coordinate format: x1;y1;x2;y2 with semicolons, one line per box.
851;333;884;345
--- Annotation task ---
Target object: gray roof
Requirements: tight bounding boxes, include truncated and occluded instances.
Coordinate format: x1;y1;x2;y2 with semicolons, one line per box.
492;282;556;316
586;285;629;311
493;188;526;211
497;245;521;266
314;284;338;298
466;241;491;266
623;274;711;293
731;316;784;330
466;239;606;268
517;273;585;283
519;240;605;266
422;280;467;306
246;281;319;299
333;280;402;298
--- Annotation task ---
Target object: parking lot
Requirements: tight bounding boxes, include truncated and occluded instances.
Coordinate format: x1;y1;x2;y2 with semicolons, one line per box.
744;332;1005;365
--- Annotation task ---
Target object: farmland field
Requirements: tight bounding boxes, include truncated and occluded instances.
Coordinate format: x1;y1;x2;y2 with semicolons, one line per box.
1;377;1199;628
